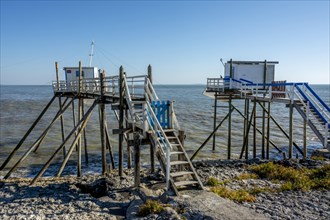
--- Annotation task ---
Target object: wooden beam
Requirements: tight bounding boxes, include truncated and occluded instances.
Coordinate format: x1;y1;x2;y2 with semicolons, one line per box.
0;95;56;171
119;66;124;176
32;100;97;184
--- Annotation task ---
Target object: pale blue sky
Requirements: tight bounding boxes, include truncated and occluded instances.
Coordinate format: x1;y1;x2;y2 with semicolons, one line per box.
1;0;329;85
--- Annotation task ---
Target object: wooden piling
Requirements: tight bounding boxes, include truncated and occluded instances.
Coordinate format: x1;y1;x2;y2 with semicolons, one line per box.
105;123;115;169
253;98;257;158
303;108;307;159
55;62;66;158
0;96;56;171
126;109;132;169
148;64;152;84
266;101;271;159
245;98;250;159
262;101;266;159
82;102;88;164
289;102;294;159
4;98;72;179
119;66;124;177
227;95;232;159
34;100;97;183
232;105;282;154
257;102;303;155
134;132;141;187
77;61;83;177
212;92;217;151
191;108;234;161
99;71;107;174
33;97;70;153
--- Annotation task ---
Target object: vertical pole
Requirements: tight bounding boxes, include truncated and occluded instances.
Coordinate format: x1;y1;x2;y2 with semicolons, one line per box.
262;101;266;159
266;101;271;159
134;132;141;187
55;62;66;158
99;70;107;174
77;61;83;177
119;66;124;176
178;130;185;171
289;102;294;159
126;109;132;169
212;92;217;151
82;102;88;164
263;60;267;89
245;99;249;159
303;107;307;160
148;64;152;84
229;59;233;78
227;95;232;159
253;98;257;158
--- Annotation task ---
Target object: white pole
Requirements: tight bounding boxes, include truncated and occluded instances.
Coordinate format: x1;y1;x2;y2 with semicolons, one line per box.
89;41;95;67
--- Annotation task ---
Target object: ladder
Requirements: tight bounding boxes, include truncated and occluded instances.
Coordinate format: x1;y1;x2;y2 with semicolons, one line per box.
123;75;203;195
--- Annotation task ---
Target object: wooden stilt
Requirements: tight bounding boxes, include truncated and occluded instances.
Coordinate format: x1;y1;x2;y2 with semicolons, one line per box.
178;130;185;171
227;95;232;159
191;107;234;161
240;103;254;159
266;101;271;159
303;107;307;159
257;102;303;155
55;62;66;158
126;109;132;169
289;102;294;159
82;102;88;164
77;61;83;177
0;96;56;171
245;99;250;159
33;97;70;152
232;105;282;154
105;123;115;169
253;98;257;158
134;132;141;187
212;92;217;151
3;98;72;179
98;70;107;174
262;101;266;159
32;100;97;184
119;66;124;176
149;133;155;173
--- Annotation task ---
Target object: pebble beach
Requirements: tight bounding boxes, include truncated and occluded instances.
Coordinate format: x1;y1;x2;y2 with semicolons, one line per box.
1;158;329;220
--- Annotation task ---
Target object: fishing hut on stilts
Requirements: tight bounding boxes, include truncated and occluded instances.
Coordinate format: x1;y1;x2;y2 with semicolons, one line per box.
0;61;203;195
191;60;330;161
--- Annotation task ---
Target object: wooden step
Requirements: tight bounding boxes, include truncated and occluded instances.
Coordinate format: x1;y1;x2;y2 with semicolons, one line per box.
170;151;184;155
164;129;176;133
170;161;189;166
170;171;194;178
157;136;176;141
174;180;199;187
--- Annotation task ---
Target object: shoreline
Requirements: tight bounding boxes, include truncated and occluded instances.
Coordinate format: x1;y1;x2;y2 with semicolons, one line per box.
1;157;329;220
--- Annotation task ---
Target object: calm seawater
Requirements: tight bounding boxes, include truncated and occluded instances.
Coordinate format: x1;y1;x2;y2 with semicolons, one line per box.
0;84;329;171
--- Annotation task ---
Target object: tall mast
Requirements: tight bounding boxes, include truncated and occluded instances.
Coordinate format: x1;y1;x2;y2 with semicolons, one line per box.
89;41;95;67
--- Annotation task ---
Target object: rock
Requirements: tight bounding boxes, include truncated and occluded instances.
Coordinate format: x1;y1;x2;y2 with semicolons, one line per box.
311;149;330;159
76;178;112;198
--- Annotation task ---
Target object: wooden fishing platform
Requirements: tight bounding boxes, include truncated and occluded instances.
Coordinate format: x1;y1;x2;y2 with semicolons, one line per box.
191;60;329;161
0;62;203;195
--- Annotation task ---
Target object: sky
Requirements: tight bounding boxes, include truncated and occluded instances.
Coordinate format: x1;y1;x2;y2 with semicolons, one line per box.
0;0;329;85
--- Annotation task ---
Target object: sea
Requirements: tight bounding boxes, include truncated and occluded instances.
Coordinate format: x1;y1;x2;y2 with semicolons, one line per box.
0;84;329;177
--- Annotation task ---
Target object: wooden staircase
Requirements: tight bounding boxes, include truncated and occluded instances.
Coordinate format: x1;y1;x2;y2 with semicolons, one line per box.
294;101;330;149
149;129;203;195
